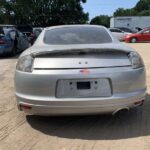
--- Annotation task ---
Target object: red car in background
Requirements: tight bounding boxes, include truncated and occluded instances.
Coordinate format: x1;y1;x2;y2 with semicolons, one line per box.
124;28;150;43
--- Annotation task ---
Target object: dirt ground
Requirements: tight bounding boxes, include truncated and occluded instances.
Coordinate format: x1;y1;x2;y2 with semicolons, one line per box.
0;43;150;150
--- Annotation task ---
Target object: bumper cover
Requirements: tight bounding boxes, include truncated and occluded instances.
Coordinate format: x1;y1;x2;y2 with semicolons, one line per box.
16;89;146;115
15;67;146;115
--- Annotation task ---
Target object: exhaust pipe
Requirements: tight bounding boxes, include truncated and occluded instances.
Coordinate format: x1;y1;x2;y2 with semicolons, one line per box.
112;107;129;115
19;104;32;111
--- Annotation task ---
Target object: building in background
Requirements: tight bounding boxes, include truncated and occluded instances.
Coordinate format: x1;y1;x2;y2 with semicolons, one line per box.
110;16;150;30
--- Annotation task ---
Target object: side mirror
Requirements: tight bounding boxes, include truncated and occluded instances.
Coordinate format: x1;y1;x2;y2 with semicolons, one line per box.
10;32;16;40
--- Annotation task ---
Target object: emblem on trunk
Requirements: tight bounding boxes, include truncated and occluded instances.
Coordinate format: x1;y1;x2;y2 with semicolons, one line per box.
80;69;90;74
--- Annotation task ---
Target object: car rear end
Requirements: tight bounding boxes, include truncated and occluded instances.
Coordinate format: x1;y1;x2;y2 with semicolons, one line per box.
15;48;146;115
15;25;146;115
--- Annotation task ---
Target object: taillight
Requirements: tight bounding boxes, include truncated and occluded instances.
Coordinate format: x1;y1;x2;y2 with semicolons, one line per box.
0;39;5;44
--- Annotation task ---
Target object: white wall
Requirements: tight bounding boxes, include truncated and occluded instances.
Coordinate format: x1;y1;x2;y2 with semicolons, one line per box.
110;16;150;29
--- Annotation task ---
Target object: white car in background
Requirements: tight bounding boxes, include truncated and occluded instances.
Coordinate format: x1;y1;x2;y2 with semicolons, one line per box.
109;28;131;41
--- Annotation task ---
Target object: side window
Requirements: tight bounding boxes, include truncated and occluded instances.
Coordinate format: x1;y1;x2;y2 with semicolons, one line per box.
143;30;150;34
110;29;115;32
115;29;122;33
110;29;122;33
9;31;16;40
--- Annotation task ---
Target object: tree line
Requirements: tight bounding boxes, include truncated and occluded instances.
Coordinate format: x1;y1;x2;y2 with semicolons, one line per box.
0;0;149;27
0;0;89;26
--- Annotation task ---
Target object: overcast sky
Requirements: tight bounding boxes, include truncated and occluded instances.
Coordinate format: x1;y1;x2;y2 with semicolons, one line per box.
82;0;139;20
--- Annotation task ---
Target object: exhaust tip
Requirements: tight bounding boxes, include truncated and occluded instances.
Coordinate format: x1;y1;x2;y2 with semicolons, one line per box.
112;107;129;116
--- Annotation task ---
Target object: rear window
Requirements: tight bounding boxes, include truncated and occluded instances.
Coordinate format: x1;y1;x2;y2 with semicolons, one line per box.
0;27;4;35
44;26;112;45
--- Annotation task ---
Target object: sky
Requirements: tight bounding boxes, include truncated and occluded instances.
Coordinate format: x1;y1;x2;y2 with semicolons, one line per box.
82;0;139;20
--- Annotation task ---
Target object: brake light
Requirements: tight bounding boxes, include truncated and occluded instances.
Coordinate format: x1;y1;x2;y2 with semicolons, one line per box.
0;39;5;44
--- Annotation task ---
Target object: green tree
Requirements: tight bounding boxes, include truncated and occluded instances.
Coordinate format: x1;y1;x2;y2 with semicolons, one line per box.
114;8;137;16
138;10;150;16
113;0;150;16
90;15;110;27
0;0;89;26
0;0;13;24
135;0;150;12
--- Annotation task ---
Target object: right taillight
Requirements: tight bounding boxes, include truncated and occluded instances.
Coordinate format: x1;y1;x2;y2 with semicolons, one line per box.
128;52;144;69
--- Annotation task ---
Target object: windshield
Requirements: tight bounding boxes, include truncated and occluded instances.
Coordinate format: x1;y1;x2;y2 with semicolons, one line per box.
0;27;4;36
44;26;112;45
138;30;144;34
137;29;150;34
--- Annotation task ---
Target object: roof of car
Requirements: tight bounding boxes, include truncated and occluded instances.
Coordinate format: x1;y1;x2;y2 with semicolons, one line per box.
45;25;106;30
109;28;121;30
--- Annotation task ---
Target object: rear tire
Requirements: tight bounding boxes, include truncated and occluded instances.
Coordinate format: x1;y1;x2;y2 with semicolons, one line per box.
130;38;137;43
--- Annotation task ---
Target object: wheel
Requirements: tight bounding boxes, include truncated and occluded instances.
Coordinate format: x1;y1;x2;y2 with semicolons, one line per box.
130;38;137;43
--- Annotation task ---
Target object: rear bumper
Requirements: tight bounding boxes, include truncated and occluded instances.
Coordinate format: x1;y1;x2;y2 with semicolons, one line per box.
16;89;146;115
15;67;146;115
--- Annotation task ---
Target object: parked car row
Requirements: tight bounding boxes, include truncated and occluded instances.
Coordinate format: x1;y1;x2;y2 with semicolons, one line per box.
0;24;150;56
17;25;43;45
124;28;150;43
109;27;150;43
0;27;30;55
0;25;43;56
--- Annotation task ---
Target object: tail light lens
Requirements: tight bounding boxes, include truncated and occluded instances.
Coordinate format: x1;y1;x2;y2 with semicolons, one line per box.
16;55;34;72
128;52;144;69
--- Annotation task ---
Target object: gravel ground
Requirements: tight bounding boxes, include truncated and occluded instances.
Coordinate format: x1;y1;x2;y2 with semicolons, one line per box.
0;43;150;150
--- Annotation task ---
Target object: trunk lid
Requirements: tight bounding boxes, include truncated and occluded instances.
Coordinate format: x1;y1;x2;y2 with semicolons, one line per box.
33;49;131;69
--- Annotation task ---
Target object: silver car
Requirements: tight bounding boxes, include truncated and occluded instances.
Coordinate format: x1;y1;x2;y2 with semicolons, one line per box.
15;25;146;116
109;28;131;41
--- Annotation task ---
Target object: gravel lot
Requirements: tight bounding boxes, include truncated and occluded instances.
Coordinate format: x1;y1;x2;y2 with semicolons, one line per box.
0;43;150;150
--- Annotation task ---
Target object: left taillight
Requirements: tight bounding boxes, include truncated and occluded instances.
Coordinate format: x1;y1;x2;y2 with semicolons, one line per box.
16;55;34;72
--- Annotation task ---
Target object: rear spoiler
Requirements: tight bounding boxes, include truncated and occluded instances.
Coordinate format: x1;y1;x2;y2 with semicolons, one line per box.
32;48;130;58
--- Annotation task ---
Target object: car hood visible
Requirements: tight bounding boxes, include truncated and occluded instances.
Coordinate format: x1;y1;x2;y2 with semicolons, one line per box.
20;42;134;57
